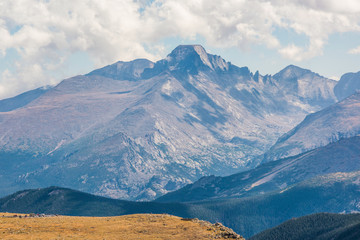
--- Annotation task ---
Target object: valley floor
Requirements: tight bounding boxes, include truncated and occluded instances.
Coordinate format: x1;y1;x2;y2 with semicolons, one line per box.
0;212;242;239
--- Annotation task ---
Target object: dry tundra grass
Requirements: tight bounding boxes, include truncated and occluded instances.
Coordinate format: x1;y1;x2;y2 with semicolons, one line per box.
0;212;244;239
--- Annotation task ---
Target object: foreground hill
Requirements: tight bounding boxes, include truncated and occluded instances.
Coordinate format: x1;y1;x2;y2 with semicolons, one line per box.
2;171;360;238
0;45;341;200
250;213;360;240
157;136;360;202
0;213;243;240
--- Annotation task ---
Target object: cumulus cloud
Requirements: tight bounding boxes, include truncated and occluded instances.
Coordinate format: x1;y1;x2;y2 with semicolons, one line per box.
291;0;360;13
143;0;282;49
273;0;360;61
0;0;360;98
0;0;157;98
348;46;360;54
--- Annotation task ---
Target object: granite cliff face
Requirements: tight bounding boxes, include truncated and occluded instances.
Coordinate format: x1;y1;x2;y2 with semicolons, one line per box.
0;45;343;200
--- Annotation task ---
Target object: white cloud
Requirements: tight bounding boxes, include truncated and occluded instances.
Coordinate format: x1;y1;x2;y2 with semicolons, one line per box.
0;0;157;99
0;0;360;99
291;0;360;14
329;76;340;81
279;44;305;62
143;0;282;49
272;0;360;61
348;46;360;54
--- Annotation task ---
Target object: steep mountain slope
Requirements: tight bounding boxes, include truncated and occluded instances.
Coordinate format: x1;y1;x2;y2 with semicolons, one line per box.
334;71;360;100
264;92;360;161
157;136;360;202
250;213;360;240
0;86;51;112
2;171;360;238
0;45;338;200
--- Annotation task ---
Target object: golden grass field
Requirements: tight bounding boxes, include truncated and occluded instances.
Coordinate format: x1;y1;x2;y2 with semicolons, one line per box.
0;212;243;239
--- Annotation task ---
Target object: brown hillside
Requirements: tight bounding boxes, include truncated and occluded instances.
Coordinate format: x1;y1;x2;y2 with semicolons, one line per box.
0;213;244;239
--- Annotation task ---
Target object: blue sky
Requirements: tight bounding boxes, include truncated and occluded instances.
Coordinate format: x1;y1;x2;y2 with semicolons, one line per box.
1;0;360;99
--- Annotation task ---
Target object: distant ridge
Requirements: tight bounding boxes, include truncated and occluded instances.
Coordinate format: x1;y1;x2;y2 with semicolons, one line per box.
0;86;51;112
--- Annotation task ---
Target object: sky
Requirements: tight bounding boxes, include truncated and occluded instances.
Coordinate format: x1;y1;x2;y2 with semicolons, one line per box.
1;0;360;99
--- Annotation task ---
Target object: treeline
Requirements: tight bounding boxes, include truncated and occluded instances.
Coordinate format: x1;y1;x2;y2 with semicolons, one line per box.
250;212;360;240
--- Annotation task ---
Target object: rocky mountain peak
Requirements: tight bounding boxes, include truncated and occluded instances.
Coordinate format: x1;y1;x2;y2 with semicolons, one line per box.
273;65;314;80
169;45;207;61
272;64;337;108
166;45;229;72
87;58;154;81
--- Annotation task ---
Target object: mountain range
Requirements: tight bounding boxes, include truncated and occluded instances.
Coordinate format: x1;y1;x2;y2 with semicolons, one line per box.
1;45;360;202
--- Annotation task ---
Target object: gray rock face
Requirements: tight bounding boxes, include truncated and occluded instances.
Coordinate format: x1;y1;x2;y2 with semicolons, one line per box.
273;65;337;108
0;45;341;200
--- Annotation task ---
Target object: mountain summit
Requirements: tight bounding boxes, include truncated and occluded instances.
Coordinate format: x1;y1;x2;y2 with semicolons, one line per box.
273;65;337;108
166;45;229;71
87;59;154;81
0;45;355;200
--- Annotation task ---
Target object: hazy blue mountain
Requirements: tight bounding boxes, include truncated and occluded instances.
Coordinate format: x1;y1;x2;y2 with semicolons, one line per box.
334;71;360;100
264;92;360;162
0;45;342;200
273;65;337;108
250;213;360;240
2;171;360;238
0;86;51;112
157;136;360;202
87;58;154;81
